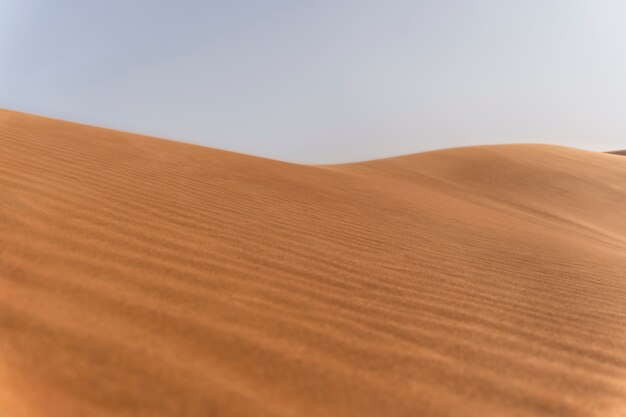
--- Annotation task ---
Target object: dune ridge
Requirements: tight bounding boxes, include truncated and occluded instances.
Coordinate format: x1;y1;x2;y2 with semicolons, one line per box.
1;108;626;417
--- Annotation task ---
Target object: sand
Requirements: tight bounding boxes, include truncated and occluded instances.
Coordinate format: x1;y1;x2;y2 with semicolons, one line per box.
1;108;626;417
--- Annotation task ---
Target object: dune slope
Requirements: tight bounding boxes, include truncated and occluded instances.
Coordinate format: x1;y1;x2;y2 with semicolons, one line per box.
1;109;626;417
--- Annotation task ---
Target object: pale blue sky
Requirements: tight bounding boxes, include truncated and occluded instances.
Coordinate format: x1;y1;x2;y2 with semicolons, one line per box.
1;0;625;162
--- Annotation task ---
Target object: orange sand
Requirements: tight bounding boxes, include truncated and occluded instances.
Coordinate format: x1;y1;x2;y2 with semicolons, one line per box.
1;109;626;416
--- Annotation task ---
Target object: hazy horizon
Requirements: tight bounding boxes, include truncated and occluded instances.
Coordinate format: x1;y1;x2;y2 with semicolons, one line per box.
2;1;625;163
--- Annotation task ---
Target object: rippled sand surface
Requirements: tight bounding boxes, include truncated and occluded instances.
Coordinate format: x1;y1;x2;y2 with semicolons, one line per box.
2;109;626;416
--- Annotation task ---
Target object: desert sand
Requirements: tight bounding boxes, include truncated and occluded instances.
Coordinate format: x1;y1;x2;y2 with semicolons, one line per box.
1;108;626;417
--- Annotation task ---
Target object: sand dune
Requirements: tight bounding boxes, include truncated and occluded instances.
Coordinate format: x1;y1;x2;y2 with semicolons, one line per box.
1;108;626;417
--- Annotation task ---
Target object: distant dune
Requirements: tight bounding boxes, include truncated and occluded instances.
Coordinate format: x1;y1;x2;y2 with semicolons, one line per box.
1;108;626;417
608;150;626;156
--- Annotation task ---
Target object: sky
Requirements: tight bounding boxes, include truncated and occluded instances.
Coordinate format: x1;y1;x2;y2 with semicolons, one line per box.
1;0;625;163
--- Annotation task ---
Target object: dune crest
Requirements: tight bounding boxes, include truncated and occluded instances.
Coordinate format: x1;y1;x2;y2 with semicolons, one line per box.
1;109;626;417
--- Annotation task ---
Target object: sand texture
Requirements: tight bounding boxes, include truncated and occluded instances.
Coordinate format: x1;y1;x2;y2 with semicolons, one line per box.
1;109;626;417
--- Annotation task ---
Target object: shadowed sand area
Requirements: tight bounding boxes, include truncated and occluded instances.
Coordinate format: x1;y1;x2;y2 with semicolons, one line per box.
1;108;626;417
